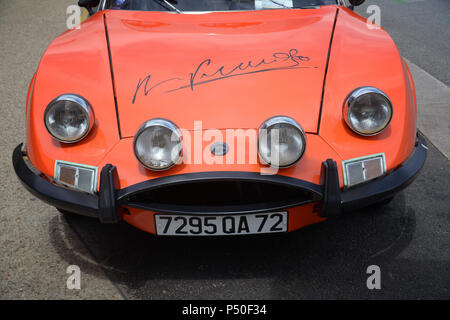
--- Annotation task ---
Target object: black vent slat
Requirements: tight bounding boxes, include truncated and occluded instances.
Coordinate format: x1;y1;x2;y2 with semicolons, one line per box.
125;181;315;214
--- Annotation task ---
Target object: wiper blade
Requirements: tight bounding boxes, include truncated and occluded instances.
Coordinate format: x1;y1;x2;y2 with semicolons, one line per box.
153;0;182;13
269;0;290;8
267;1;320;9
162;0;182;13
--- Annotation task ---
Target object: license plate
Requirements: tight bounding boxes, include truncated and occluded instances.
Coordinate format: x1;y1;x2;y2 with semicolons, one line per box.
155;212;288;236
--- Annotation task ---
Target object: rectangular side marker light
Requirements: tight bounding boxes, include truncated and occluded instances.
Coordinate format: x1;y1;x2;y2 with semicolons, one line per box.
343;153;386;188
54;160;98;194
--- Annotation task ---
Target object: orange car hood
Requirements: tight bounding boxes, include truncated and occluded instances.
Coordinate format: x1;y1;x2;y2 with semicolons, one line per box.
105;7;338;136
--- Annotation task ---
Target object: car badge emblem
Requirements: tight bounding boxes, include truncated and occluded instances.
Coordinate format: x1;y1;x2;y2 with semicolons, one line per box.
210;142;229;156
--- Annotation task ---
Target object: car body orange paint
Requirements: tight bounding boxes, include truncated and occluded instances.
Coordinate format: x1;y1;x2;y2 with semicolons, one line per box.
19;3;422;236
106;7;337;135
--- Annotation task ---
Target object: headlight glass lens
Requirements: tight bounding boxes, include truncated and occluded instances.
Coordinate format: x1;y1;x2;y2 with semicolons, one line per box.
345;87;393;135
258;116;306;168
134;119;182;171
44;94;93;143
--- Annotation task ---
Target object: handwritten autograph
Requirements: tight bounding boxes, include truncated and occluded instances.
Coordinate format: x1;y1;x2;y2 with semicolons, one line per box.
132;49;316;104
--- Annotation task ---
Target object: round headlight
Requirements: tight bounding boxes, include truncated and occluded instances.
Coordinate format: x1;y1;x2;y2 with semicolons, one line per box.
133;119;182;171
258;116;306;168
344;87;393;136
44;94;94;143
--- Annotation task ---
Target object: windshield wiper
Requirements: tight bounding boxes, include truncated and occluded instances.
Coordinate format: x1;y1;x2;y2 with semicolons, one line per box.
268;1;319;9
269;0;289;8
153;0;182;13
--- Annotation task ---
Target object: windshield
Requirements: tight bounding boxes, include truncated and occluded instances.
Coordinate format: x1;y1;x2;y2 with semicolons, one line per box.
103;0;338;12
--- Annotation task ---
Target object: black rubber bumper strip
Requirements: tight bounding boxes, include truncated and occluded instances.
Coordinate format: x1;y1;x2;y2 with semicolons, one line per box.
12;143;99;218
12;133;427;221
98;164;120;223
319;159;341;218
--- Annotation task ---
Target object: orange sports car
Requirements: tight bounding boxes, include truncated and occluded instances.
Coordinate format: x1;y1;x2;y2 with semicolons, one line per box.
13;0;427;236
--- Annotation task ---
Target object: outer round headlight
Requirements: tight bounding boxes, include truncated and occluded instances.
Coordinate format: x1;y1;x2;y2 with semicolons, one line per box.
133;118;182;171
44;94;94;143
258;116;306;168
344;87;393;136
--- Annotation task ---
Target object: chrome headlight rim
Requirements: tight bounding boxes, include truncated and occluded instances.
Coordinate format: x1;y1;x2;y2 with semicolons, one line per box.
133;118;182;171
258;115;307;168
344;87;393;136
44;94;94;143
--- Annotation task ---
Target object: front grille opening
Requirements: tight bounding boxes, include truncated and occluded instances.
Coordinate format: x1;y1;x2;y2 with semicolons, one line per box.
126;181;314;210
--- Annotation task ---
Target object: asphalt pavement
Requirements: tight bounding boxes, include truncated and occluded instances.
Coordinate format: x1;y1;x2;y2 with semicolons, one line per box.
0;0;449;299
65;139;449;299
355;0;450;86
0;0;122;299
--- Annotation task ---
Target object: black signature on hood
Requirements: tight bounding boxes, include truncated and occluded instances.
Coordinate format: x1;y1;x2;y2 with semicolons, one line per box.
132;49;317;104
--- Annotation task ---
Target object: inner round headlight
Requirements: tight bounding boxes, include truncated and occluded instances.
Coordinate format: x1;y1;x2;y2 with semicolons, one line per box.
44;94;94;143
258;116;306;168
133;119;182;171
344;87;393;136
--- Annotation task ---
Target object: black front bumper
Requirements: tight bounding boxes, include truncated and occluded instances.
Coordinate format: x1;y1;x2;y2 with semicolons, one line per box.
12;134;427;223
